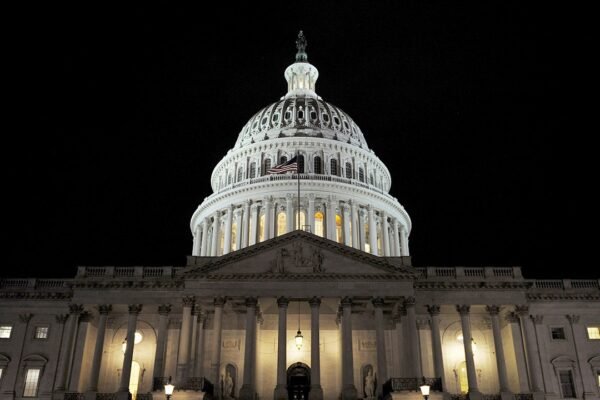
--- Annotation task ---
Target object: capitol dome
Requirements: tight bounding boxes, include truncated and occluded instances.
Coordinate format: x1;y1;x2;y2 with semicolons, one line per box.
190;31;411;258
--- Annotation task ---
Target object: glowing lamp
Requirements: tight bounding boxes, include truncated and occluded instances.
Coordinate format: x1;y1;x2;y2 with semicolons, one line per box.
295;330;303;350
420;384;430;400
164;376;174;400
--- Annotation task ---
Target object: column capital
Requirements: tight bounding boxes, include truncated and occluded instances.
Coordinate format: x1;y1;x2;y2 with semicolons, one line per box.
98;304;113;315
531;315;544;324
55;314;69;324
251;203;259;212
245;199;252;207
214;296;227;307
234;207;243;216
566;314;580;324
128;304;143;314
192;304;202;316
400;224;407;232
263;195;273;204
366;204;373;212
308;193;315;201
198;311;208;323
427;305;441;316
485;305;501;315
69;303;84;315
309;296;322;307
340;296;353;308
392;313;402;324
514;305;529;316
372;297;385;308
245;297;258;308
158;304;172;315
182;296;196;307
277;296;289;308
505;312;519;323
404;296;416;307
286;193;293;201
341;203;350;213
226;203;234;212
19;313;33;323
456;304;470;315
79;311;93;323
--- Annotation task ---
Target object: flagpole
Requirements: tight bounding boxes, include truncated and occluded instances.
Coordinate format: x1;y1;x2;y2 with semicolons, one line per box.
297;150;300;231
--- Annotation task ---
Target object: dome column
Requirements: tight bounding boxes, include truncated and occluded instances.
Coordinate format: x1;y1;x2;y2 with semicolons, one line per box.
192;225;201;256
234;208;243;250
350;200;359;249
359;208;367;251
327;196;337;241
342;203;351;246
457;305;482;400
392;219;401;257
264;197;273;240
274;297;289;400
307;193;315;233
210;211;220;256
249;204;259;246
200;217;210;256
368;205;378;255
381;211;391;256
223;205;233;254
400;225;409;256
118;305;142;395
242;200;251;248
286;194;294;232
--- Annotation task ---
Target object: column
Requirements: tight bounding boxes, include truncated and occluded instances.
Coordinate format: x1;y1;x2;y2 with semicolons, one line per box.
392;219;401;257
327;196;337;241
307;193;315;233
427;305;446;391
381;211;390;256
515;305;544;394
400;225;409;256
286;193;294;232
532;315;554;395
200;218;210;256
373;298;388;397
367;205;378;255
505;312;530;393
153;304;171;386
274;297;289;400
566;315;597;398
119;305;142;394
264;197;273;240
240;298;258;400
194;312;207;377
456;305;482;400
223;205;233;254
486;306;511;398
210;211;220;256
340;297;358;400
212;297;226;393
55;304;83;391
234;208;243;251
310;297;323;400
242;200;251;248
342;203;352;246
177;296;194;383
350;200;359;249
249;204;258;246
393;310;404;377
404;297;422;377
87;305;112;392
192;225;201;256
189;306;199;376
359;209;367;252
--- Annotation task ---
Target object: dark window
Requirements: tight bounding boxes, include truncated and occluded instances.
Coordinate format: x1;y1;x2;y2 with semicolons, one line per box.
369;174;374;185
345;162;352;179
237;168;243;182
298;155;305;173
358;168;365;182
314;156;322;174
330;159;338;176
551;327;566;340
249;162;256;178
263;159;272;175
559;370;576;398
280;156;287;164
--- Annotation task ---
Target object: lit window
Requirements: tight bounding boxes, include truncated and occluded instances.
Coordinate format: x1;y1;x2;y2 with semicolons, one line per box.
314;212;324;237
277;211;287;236
551;327;566;340
259;214;266;242
296;210;306;231
559;370;576;398
23;368;41;397
34;327;48;339
364;222;371;253
0;326;11;339
231;222;238;251
335;214;343;243
588;326;600;340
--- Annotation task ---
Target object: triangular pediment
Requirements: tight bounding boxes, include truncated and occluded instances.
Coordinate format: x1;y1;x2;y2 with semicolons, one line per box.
182;230;416;279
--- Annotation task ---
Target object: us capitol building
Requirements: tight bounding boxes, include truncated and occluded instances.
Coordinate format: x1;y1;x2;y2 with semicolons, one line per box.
1;32;599;400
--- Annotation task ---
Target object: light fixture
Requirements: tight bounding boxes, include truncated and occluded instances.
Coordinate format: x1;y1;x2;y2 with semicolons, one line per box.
295;301;303;350
420;384;430;400
164;376;174;400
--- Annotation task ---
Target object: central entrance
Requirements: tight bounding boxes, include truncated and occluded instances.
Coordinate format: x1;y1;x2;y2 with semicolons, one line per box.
287;362;310;399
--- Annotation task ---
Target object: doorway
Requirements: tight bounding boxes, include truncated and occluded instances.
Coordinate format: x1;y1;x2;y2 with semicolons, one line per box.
287;362;310;400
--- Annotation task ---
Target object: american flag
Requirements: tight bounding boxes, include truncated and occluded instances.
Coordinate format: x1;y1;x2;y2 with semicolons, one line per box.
267;156;298;174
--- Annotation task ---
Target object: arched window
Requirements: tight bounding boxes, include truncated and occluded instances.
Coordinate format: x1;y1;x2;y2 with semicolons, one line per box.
259;213;266;242
314;211;324;237
364;222;371;253
335;214;343;243
231;222;237;251
359;168;365;182
277;211;286;236
237;168;243;182
280;156;287;164
369;174;374;185
345;162;352;179
330;159;338;176
227;174;232;185
249;162;256;178
218;224;225;255
295;210;306;231
314;156;323;174
298;155;305;173
263;159;271;176
458;361;468;393
129;361;141;400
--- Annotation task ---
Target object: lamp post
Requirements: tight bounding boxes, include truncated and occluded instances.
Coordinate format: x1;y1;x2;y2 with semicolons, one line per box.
164;376;175;400
420;383;430;400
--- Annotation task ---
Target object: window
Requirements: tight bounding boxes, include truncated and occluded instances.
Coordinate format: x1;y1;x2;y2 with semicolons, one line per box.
0;326;12;338
263;159;271;175
335;214;343;243
280;156;287;164
23;368;41;397
314;212;324;237
249;162;256;178
237;168;243;182
369;174;374;185
231;222;237;251
345;162;352;179
259;213;266;242
298;155;305;173
34;326;49;339
559;370;576;398
314;156;322;174
277;211;287;236
358;168;365;182
588;326;600;339
330;159;338;176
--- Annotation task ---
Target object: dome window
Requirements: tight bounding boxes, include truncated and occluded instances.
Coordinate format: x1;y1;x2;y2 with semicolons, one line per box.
263;159;272;176
310;111;317;121
330;159;338;176
261;117;268;125
345;162;353;179
322;113;329;123
249;162;256;178
284;111;291;120
297;110;304;120
237;168;243;182
343;121;349;130
298;155;305;173
314;156;323;174
333;116;340;125
359;168;365;182
272;114;279;122
280;156;287;164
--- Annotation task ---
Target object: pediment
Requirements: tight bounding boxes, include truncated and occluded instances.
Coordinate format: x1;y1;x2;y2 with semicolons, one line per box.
182;230;416;279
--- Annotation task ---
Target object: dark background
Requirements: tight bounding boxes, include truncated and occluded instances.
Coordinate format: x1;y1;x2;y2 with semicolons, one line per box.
4;3;594;279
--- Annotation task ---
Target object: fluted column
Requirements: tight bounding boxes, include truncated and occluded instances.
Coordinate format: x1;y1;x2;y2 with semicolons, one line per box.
176;296;194;383
192;225;201;256
55;304;83;391
310;297;323;400
373;298;388;396
367;205;378;255
200;218;210;256
342;203;351;246
515;305;544;393
504;312;530;393
400;225;409;256
427;305;446;391
404;297;422;377
340;297;358;400
87;305;112;392
392;219;401;257
359;209;367;251
233;208;242;251
327;196;337;241
210;211;220;256
249;204;258;245
240;298;258;400
457;305;481;400
212;297;226;394
119;305;142;393
274;297;289;400
486;306;511;396
264;197;273;240
223;205;233;254
566;315;597;398
381;211;390;256
350;201;359;249
307;193;315;233
153;304;171;383
194;312;207;377
189;307;199;376
393;310;404;377
242;200;251;248
286;193;294;232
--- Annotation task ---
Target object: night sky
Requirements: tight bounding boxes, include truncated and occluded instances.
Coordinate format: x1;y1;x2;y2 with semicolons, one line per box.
4;4;593;279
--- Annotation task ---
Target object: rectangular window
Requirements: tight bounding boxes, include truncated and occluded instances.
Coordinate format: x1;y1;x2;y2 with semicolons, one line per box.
23;368;41;397
34;326;49;339
587;326;600;340
559;370;576;398
551;327;566;340
0;326;12;338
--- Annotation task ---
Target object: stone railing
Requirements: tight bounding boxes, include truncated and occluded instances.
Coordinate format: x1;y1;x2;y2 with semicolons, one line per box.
76;266;182;279
414;267;523;281
529;279;600;290
0;278;71;290
136;394;153;400
514;394;534;400
97;393;118;400
64;393;84;400
383;377;442;398
182;377;214;394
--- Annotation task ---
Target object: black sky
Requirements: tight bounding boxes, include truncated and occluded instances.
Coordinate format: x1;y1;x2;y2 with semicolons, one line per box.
4;3;594;279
